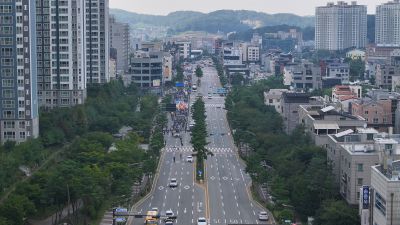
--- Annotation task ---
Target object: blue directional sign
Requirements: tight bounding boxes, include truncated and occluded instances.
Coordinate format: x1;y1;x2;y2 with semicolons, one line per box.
175;82;184;87
216;88;227;94
362;186;369;209
116;217;126;222
116;208;128;213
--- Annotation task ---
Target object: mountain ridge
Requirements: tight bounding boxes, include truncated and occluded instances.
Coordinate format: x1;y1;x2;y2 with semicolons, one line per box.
110;8;316;33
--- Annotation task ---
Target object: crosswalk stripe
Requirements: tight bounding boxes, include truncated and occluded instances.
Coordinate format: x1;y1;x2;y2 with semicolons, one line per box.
164;146;234;153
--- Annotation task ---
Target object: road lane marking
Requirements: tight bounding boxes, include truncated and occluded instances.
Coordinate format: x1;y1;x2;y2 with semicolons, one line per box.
238;211;241;216
253;210;256;215
178;202;180;207
184;208;187;214
236;203;239;207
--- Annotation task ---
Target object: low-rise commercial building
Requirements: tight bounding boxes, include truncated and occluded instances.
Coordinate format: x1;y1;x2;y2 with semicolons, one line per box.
299;105;366;146
176;41;191;59
264;89;290;112
346;49;366;61
324;62;350;86
326;130;400;205
370;160;400;225
283;61;322;91
351;99;393;132
247;46;260;62
124;51;171;93
281;93;311;134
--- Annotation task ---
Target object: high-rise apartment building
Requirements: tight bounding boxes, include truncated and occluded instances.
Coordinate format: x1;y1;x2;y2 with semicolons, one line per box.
0;0;39;143
315;1;367;51
85;0;109;84
376;0;400;46
36;0;87;109
109;15;130;73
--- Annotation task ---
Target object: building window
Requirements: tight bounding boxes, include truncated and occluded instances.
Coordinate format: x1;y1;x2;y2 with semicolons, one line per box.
357;164;363;172
375;192;386;216
269;99;273;104
373;118;379;124
357;178;363;186
3;131;15;140
19;132;25;139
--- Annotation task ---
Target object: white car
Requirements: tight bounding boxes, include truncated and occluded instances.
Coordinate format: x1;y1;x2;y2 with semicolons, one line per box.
207;94;212;99
169;178;178;188
164;210;174;225
186;155;193;163
197;217;207;225
165;209;174;217
258;211;269;221
151;207;159;213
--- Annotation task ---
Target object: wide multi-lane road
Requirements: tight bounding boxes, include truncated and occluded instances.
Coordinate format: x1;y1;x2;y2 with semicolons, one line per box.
201;65;270;225
130;61;273;225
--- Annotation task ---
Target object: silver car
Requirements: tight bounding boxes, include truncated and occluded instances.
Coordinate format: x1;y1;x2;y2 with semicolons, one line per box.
258;211;269;221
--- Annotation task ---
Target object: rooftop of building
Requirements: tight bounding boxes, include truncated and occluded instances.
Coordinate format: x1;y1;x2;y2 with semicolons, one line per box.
327;62;350;68
373;160;400;182
282;92;310;103
300;104;364;121
265;89;290;95
319;1;366;8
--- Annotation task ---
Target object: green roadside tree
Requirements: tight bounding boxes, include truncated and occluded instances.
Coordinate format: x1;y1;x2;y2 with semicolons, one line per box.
313;200;360;225
195;66;203;79
190;98;212;180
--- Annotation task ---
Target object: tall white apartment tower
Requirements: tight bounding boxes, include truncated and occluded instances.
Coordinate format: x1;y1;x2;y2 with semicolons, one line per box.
315;1;367;51
85;0;109;84
0;0;39;143
376;0;400;46
36;0;87;109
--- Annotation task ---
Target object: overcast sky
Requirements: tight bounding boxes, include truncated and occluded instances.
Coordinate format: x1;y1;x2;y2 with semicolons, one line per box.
109;0;386;16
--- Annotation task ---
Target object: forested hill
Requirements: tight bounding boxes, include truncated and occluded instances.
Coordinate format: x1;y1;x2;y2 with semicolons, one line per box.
110;8;315;33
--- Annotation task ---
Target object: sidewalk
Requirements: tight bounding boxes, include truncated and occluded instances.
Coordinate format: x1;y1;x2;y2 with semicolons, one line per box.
99;211;113;225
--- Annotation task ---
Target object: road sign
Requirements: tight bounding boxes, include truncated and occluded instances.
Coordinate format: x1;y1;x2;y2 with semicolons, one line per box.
176;82;184;87
115;208;128;213
116;217;126;222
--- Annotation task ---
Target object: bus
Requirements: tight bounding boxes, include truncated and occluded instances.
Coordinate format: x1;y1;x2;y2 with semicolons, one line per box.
144;210;158;225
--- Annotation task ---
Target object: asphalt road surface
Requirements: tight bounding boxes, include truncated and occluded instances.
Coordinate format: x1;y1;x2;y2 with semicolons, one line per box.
130;62;273;225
